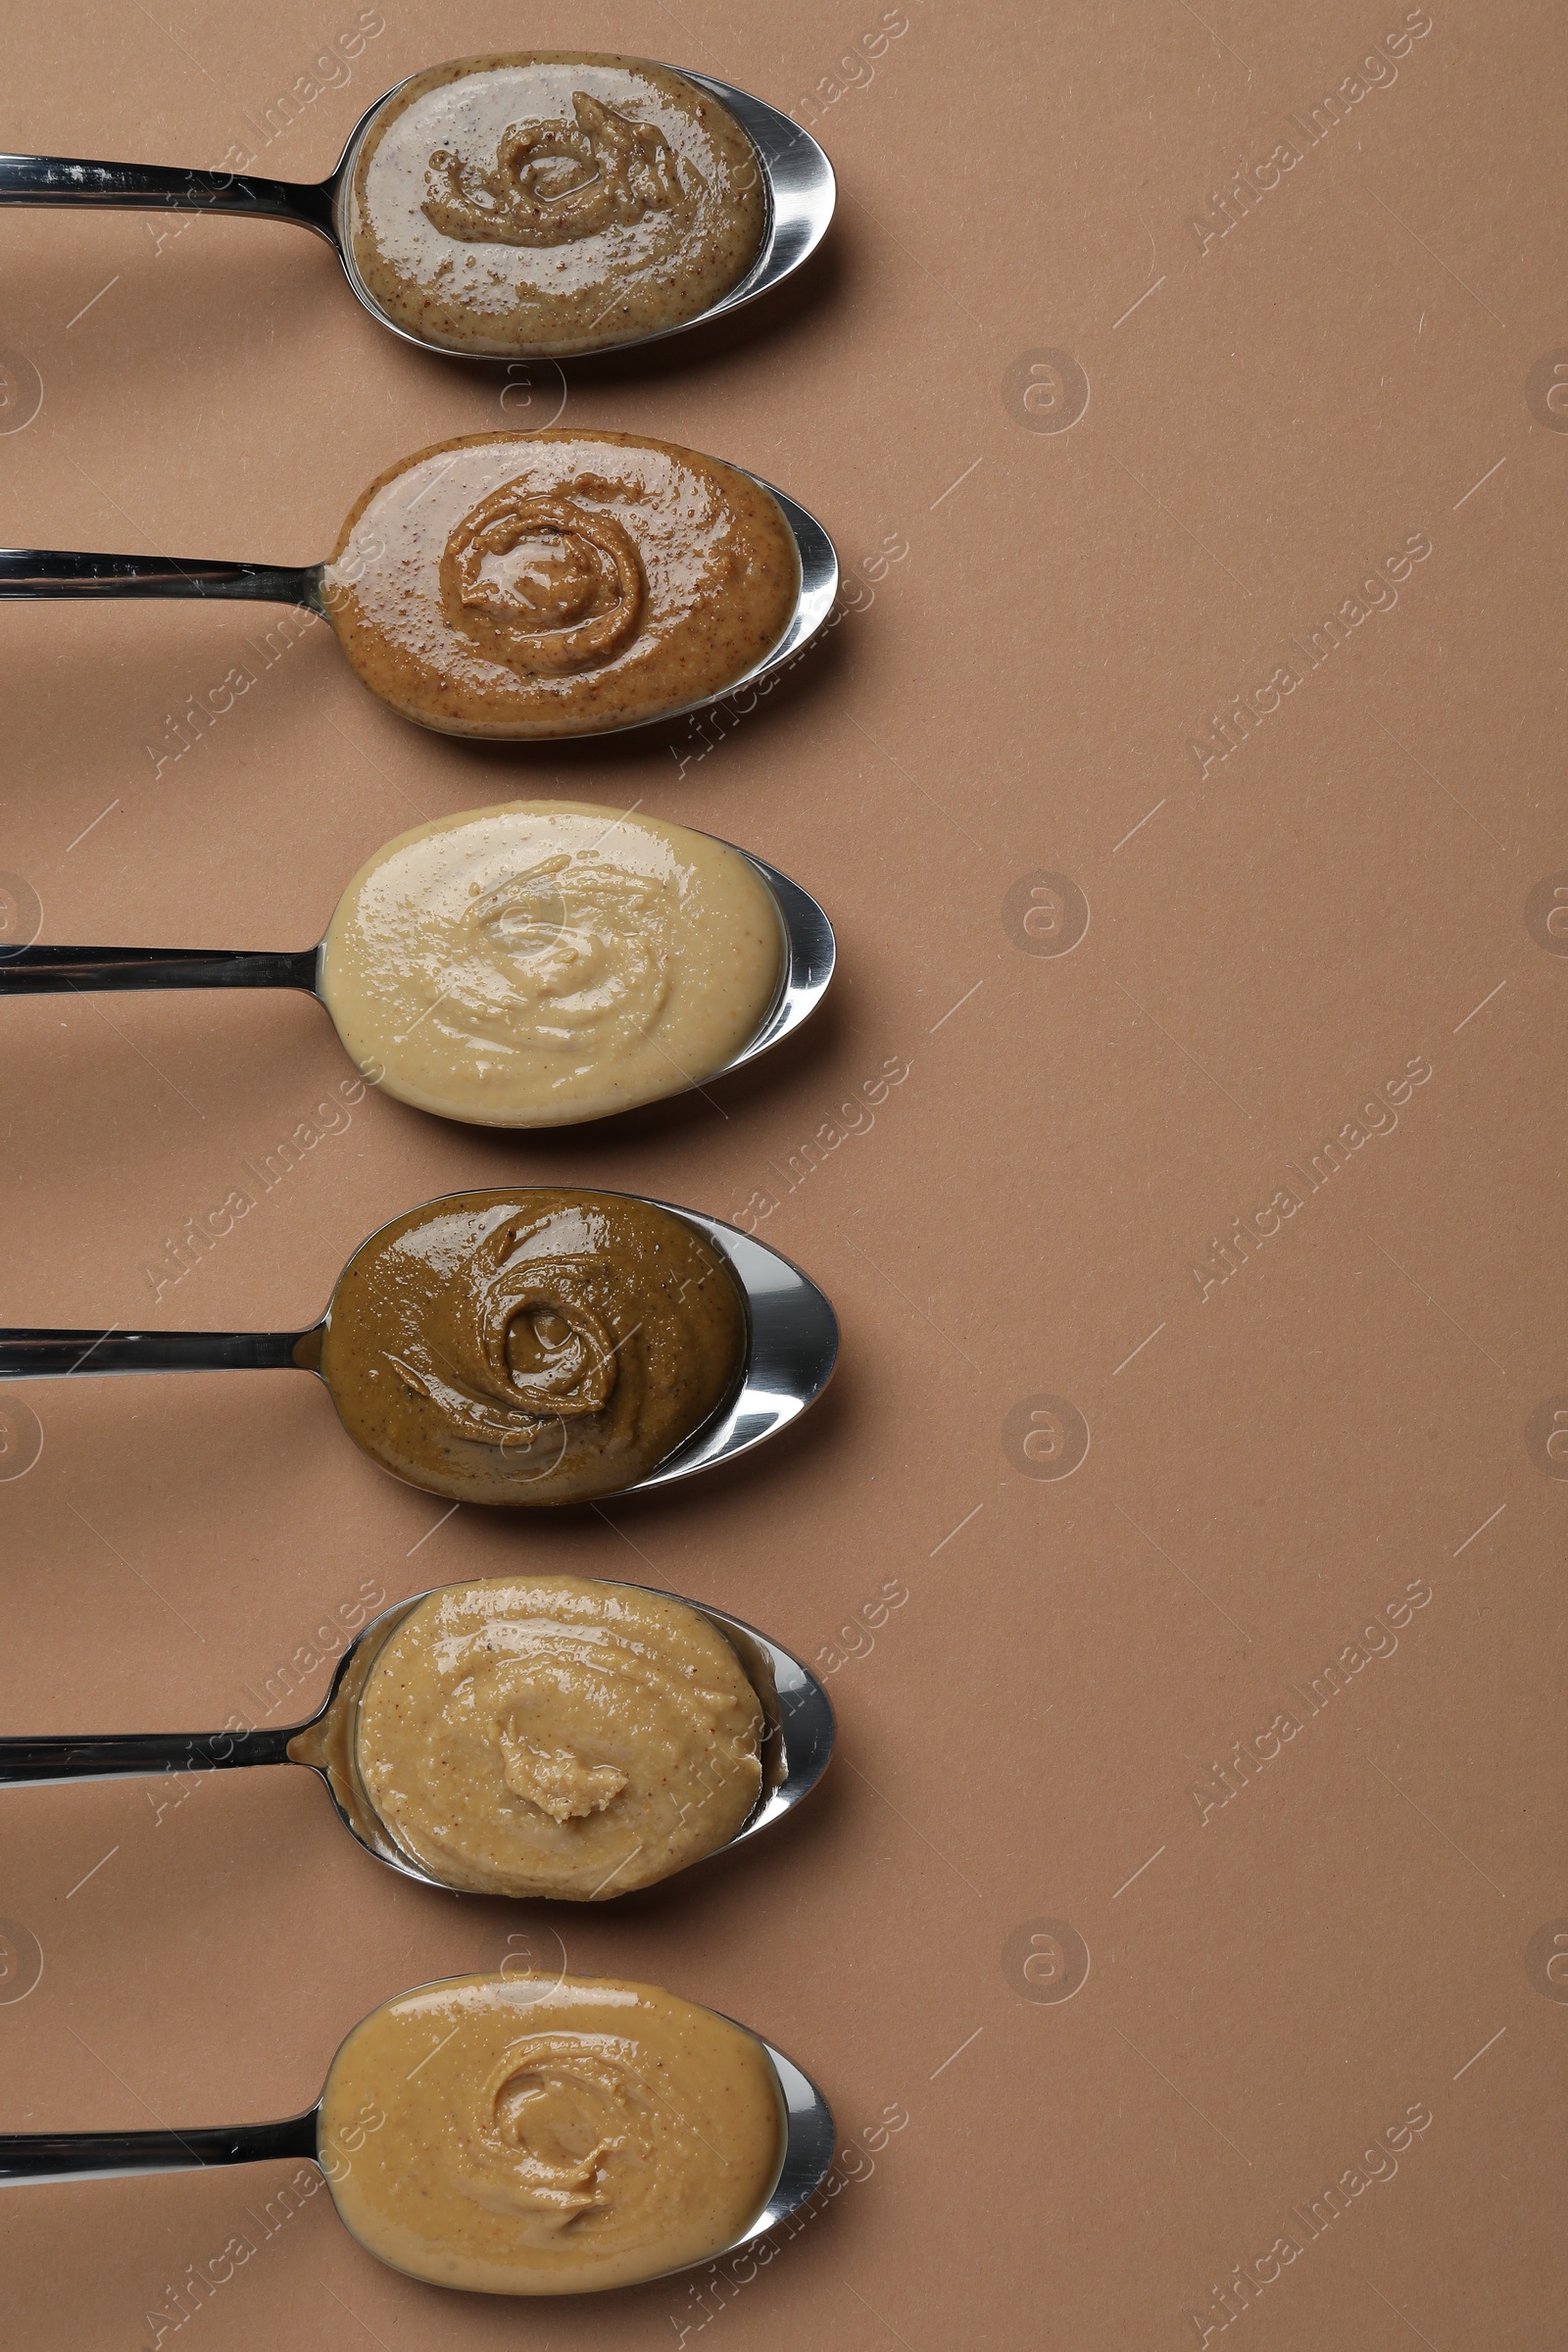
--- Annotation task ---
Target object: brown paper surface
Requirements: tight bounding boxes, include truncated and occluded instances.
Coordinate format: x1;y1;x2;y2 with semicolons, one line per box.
0;4;1560;2346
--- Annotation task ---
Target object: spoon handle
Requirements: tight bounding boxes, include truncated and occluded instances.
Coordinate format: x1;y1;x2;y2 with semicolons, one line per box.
0;945;318;994
0;154;334;239
0;2112;318;2183
0;550;319;605
0;1329;317;1376
0;1726;296;1785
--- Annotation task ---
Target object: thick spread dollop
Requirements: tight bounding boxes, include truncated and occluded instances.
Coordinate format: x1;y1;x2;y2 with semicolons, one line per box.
318;800;783;1126
345;54;765;357
349;1575;763;1896
319;1974;784;2294
322;429;799;738
318;1189;746;1505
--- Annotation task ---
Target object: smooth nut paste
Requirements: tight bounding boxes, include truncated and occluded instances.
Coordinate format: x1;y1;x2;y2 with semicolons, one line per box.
322;429;799;738
345;54;765;357
318;1189;747;1505
344;1575;763;1897
319;1973;784;2294
318;801;783;1127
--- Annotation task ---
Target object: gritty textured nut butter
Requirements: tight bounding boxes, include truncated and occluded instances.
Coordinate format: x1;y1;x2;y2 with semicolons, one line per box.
321;429;799;737
318;800;783;1127
318;1189;746;1505
352;1575;763;1896
345;54;765;357
319;1974;784;2294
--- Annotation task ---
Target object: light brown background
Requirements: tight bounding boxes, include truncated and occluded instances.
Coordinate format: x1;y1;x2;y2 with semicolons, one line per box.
0;2;1562;2345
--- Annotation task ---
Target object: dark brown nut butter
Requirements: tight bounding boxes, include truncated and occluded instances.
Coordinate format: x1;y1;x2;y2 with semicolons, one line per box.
318;1189;746;1505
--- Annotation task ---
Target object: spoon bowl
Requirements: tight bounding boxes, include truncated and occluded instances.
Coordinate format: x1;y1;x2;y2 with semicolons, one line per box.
0;1973;835;2296
0;1186;839;1506
0;58;835;364
0;1577;835;1898
0;813;837;1129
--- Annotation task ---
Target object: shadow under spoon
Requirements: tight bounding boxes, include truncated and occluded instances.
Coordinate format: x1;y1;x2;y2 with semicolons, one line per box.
0;847;835;1122
0;1584;834;1894
0;66;835;365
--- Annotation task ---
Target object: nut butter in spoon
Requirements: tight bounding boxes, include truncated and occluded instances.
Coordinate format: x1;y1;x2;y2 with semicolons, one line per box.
321;428;800;737
321;1976;786;2294
0;427;835;740
318;799;786;1124
0;53;835;363
0;799;836;1129
0;1574;837;1900
320;1188;746;1504
0;1188;840;1506
0;1973;835;2298
341;1575;763;1896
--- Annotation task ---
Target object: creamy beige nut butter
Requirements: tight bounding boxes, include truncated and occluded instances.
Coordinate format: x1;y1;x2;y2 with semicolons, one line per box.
346;54;765;357
318;1188;746;1505
319;1973;784;2294
322;428;799;737
345;1574;762;1896
318;800;783;1126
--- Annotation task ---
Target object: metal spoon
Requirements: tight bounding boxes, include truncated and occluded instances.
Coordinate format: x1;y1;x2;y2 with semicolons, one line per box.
0;1579;834;1896
0;1189;838;1505
0;64;835;364
0;467;837;745
0;837;836;1129
0;1977;836;2296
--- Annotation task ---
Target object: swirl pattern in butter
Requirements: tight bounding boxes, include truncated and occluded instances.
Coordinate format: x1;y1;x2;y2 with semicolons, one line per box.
423;89;697;250
441;484;646;674
318;800;782;1128
320;1976;784;2294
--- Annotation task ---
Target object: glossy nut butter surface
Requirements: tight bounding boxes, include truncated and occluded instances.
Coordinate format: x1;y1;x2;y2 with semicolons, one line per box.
318;1973;784;2295
318;1189;747;1505
318;800;783;1127
350;1574;764;1897
321;429;799;737
345;54;765;357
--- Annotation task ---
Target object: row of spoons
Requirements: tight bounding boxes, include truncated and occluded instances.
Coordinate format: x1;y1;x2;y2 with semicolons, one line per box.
0;51;846;2299
0;1574;839;2272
